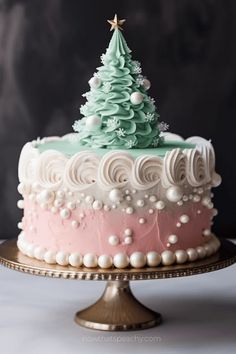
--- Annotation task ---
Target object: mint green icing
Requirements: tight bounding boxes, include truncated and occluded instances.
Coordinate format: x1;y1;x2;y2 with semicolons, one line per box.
73;28;161;149
37;139;195;158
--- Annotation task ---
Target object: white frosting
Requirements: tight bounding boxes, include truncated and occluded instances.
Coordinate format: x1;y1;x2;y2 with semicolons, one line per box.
131;155;162;190
184;149;206;186
64;151;99;190
35;150;67;190
18;142;39;184
162;148;186;187
97;151;133;190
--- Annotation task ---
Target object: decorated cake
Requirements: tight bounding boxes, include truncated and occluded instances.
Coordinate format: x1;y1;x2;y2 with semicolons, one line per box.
16;15;222;269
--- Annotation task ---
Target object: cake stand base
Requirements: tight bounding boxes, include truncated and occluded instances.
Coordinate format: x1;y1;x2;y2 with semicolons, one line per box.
75;280;161;330
0;239;236;331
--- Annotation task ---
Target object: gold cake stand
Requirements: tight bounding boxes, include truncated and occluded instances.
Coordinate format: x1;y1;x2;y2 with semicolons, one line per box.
0;239;236;331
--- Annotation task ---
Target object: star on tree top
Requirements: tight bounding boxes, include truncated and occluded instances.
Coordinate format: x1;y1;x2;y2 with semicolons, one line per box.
107;14;126;31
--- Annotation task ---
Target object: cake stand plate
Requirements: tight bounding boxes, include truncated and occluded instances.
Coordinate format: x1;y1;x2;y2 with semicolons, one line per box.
0;239;236;331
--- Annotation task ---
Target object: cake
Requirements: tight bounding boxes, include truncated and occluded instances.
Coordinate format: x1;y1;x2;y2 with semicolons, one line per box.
16;15;222;269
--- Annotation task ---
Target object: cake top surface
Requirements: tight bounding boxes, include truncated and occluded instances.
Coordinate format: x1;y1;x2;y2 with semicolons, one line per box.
72;15;164;150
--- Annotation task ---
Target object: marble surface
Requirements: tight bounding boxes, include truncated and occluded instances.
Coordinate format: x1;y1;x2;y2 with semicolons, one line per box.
0;239;235;354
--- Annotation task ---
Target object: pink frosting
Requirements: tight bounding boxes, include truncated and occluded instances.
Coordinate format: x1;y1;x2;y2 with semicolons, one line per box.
22;198;212;256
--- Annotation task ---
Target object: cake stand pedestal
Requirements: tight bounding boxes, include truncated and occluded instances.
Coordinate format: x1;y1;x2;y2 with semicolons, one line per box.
0;239;236;331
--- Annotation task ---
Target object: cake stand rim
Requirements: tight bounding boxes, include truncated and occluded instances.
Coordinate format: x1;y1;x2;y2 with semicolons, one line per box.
0;238;235;281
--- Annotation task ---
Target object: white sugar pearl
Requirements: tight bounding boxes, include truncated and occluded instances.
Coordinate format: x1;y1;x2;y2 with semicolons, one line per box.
197;210;202;214
203;229;211;236
124;228;133;236
212;208;218;216
212;172;222;187
60;208;71;219
137;199;145;207
143;78;151;90
108;235;119;246
161;250;175;266
146;251;161;267
54;199;64;208
168;234;178;244
98;255;113;269
37;190;55;204
26;244;36;258
196;246;206;259
83;253;98;268
86;115;102;131
186;248;198;262
51;206;58;214
149;195;157;202
85;196;94;204
93;200;103;210
17;200;24;209
17;222;23;230
126;207;134;214
139;218;146;224
44;251;57;264
56;190;64;199
149;209;154;214
130;252;146;268
179;214;190;224
71;220;79;229
69;253;83;267
130;92;143;105
204;244;213;256
177;201;183;206
198;187;204;194
88;76;101;89
34;246;46;261
104;205;111;211
155;201;165;210
56;252;69;266
176;222;182;228
113;253;129;269
67;201;76;210
109;188;123;202
202;196;211;206
175;250;188;264
126;195;132;201
193;195;201;202
124;236;133;245
166;186;183;203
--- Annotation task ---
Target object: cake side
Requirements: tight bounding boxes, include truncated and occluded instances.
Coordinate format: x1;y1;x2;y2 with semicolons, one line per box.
16;134;221;268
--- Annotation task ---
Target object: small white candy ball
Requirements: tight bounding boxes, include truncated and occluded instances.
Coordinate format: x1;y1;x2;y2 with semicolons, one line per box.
180;214;190;224
130;252;146;268
155;201;165;210
193;194;201;202
166;186;183;203
88;76;101;89
92;200;103;210
54;199;64;208
175;250;188;264
44;251;57;264
113;253;129;269
98;255;113;269
60;208;71;219
109;188;123;203
26;244;36;258
146;251;161;267
56;252;69;266
37;190;55;204
149;195;157;202
69;253;83;267
168;234;178;244
137;199;145;207
85;196;94;205
130;92;143;105
143;78;151;90
34;246;46;261
17;200;24;209
186;248;198;262
124;236;133;245
83;253;98;268
86;115;102;131
56;190;64;199
71;220;79;229
204;244;213;256
126;207;134;214
67;201;76;210
203;229;211;236
196;246;207;259
161;250;175;265
139;217;146;224
124;228;133;236
212;172;222;187
108;235;119;246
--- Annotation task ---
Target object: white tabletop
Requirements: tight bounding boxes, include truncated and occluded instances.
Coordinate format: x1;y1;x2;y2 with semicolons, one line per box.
0;240;235;354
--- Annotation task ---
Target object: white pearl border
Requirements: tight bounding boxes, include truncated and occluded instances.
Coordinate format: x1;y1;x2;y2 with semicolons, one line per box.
17;232;220;269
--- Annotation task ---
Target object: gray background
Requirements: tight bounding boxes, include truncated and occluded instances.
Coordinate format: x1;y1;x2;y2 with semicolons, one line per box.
0;0;235;238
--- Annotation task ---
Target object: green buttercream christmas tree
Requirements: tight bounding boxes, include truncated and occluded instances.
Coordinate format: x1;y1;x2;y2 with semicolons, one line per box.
73;15;164;149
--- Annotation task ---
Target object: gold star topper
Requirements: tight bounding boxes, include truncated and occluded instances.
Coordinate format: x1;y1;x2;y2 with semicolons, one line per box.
107;14;126;31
